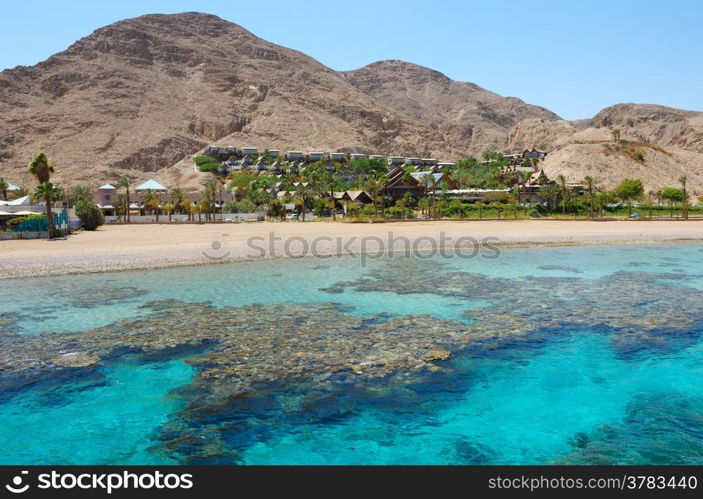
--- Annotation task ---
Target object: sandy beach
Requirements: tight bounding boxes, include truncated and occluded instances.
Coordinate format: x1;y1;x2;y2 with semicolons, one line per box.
2;219;703;279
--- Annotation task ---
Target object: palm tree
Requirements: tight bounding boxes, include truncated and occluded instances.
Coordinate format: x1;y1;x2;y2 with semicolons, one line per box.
538;184;559;213
69;185;92;205
557;175;568;215
182;199;194;221
118;177;131;222
140;188;159;220
475;201;485;220
348;200;360;219
28;153;56;238
187;200;198;221
679;175;688;220
169;188;186;214
34;182;61;235
450;199;463;220
516;170;532;205
493;202;505;219
364;175;388;219
0;177;8;201
163;202;174;222
295;182;315;221
417;197;430;216
583;176;597;218
203;179;219;221
198;192;212;221
508;194;518;219
643;192;655;220
659;187;683;218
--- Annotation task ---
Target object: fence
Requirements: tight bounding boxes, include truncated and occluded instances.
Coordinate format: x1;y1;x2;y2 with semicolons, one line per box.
13;209;69;232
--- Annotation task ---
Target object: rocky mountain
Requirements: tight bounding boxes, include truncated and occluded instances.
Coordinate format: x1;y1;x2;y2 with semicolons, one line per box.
0;12;702;193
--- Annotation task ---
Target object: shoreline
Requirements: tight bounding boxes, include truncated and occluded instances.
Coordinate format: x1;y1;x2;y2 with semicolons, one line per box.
2;220;703;280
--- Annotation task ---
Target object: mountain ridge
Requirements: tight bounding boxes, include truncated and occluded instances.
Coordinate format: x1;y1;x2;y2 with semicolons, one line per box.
1;12;702;192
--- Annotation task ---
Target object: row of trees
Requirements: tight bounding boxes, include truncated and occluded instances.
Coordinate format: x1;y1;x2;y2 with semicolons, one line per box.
10;152;698;239
535;175;694;219
5;153;104;238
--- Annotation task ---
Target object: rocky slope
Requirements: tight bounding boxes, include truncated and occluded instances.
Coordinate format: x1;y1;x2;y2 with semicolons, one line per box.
0;12;702;193
341;60;559;156
505;104;703;191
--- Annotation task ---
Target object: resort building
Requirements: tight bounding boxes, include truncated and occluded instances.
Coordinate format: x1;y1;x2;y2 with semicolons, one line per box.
308;152;327;162
437;162;456;170
332;190;374;211
285;151;304;161
368;155;386;162
343;190;373;204
411;171;458;190
329;152;346;163
135;180;168;207
385;167;422;200
388;156;406;166
350;153;367;161
440;188;512;202
94;184;117;216
241;147;259;157
523;148;548;161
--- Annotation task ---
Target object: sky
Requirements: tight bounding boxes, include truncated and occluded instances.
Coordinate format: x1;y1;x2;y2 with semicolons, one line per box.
0;0;701;119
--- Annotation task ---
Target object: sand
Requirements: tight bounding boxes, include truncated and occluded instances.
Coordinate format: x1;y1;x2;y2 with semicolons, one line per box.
2;219;703;279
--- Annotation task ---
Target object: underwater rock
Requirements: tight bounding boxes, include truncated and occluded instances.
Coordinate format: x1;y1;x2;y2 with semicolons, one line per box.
325;263;703;358
69;286;149;309
423;349;451;362
454;439;497;464
558;393;703;465
52;352;100;368
536;265;583;273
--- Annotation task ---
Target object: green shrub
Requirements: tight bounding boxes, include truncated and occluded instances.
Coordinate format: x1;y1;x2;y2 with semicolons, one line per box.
223;199;256;213
75;200;104;231
194;155;218;166
359;204;378;218
198;163;220;173
528;208;541;218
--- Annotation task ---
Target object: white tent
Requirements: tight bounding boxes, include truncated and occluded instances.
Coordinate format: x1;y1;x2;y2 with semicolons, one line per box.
0;195;31;206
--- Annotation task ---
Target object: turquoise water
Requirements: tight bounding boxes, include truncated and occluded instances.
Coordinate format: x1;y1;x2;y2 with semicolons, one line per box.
1;243;703;464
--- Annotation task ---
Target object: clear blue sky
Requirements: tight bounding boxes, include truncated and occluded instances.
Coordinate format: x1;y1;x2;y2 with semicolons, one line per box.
1;0;701;119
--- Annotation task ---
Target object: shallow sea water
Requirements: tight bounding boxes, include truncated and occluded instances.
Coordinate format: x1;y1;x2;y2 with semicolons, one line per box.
1;243;702;464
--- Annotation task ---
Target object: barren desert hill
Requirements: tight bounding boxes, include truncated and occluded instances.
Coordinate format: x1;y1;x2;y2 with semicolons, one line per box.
504;103;703;191
0;12;702;193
